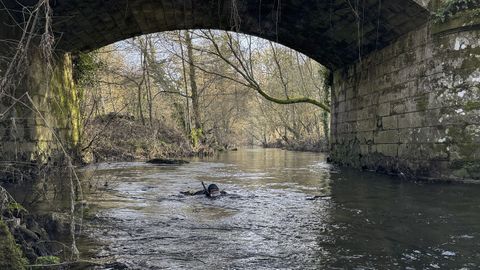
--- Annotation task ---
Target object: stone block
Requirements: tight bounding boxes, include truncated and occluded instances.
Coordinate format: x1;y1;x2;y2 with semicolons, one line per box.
360;144;374;156
345;111;357;122
375;130;399;144
358;83;371;96
398;112;425;128
356;131;374;144
377;103;391;116
2;141;36;154
398;143;416;159
399;128;416;144
382;115;398;130
376;144;398;157
336;112;346;123
338;101;346;113
357;119;376;132
379;83;409;103
357;107;376;121
35;126;54;142
392;101;406;114
346;87;357;100
377;73;393;91
414;46;427;62
404;98;417;113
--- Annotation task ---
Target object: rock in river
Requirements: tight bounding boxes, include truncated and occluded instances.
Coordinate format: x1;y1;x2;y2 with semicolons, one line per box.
146;158;189;165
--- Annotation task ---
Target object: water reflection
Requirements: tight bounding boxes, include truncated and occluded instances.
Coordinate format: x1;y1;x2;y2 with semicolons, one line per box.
76;148;480;269
325;169;480;269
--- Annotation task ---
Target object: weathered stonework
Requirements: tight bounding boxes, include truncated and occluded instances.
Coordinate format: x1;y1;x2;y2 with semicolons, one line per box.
331;10;480;181
0;49;81;163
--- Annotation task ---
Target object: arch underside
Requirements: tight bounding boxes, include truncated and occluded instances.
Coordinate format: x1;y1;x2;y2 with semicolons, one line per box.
8;0;429;69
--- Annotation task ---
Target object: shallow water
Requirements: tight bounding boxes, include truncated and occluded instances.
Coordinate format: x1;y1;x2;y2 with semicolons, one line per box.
77;148;480;269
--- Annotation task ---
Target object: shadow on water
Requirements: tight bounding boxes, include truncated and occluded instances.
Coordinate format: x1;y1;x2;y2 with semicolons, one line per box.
70;148;480;269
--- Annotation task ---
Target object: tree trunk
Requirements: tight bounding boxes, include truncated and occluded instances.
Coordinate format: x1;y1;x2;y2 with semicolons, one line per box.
185;31;202;135
178;31;191;134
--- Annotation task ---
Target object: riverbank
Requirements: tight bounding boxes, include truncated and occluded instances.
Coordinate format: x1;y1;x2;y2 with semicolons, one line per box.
0;184;74;269
262;138;329;153
81;114;196;163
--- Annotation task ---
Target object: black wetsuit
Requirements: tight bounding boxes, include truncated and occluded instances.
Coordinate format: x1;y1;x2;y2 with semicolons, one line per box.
180;190;227;197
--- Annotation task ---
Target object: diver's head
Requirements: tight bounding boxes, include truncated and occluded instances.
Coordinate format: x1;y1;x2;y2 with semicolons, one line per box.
207;184;220;197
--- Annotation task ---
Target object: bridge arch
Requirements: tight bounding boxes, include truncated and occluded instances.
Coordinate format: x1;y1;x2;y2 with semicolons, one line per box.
47;0;429;69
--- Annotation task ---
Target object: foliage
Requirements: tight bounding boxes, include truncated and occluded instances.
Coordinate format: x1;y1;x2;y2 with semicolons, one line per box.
433;0;480;23
73;51;104;87
0;220;28;270
79;30;331;156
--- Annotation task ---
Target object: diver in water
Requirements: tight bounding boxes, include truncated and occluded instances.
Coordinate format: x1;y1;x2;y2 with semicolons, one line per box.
181;182;226;198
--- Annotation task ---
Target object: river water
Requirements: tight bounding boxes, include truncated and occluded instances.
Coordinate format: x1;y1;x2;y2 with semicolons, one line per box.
77;148;480;269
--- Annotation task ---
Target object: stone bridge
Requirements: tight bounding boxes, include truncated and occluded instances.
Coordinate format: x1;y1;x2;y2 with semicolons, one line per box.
0;0;479;181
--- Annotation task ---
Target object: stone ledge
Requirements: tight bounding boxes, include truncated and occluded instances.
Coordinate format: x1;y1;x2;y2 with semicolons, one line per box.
433;9;480;35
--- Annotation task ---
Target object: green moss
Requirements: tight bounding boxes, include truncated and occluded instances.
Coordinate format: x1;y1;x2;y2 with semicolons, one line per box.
464;100;480;111
461;54;480;70
450;160;480;179
452;168;470;178
416;96;428;111
47;54;81;150
35;256;61;265
458;143;477;159
190;128;203;147
448;125;471;143
447;126;477;160
6;202;28;217
0;220;28;270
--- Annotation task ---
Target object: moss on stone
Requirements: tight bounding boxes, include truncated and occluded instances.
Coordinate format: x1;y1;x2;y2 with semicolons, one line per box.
6;202;28;218
47;54;81;148
416;96;429;111
450;160;480;179
460;54;480;70
35;256;61;265
0;220;28;270
464;100;480;111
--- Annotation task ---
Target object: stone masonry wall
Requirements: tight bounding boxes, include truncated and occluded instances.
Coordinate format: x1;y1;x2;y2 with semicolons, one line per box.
0;49;81;164
330;11;480;181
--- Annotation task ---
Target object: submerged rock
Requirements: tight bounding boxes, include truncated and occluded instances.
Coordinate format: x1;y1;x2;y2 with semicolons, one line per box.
146;158;189;165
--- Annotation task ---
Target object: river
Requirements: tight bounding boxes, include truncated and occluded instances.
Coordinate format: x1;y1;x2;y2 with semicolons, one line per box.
76;148;480;269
